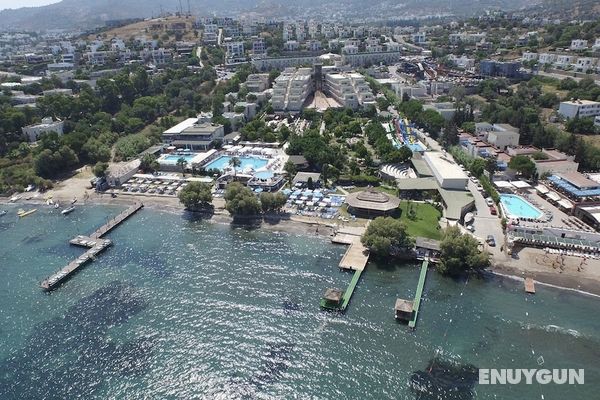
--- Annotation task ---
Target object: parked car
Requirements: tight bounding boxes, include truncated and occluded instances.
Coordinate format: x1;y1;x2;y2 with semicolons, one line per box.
476;184;484;192
486;235;496;247
489;205;497;215
485;197;494;207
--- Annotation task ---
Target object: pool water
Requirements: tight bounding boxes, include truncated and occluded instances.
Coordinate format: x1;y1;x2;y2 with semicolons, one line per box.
204;156;272;177
499;194;544;219
161;154;198;163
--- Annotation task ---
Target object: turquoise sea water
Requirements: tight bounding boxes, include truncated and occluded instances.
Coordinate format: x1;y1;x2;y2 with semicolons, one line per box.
0;205;599;399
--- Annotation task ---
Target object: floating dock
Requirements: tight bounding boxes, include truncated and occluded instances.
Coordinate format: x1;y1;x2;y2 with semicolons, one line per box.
408;259;429;329
40;202;143;291
524;277;536;294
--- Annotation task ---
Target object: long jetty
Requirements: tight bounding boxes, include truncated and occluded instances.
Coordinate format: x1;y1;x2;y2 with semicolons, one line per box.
339;269;363;311
408;259;429;329
40;202;143;291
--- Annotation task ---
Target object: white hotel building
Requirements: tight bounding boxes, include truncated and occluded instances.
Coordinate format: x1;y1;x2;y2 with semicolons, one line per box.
271;68;313;114
323;72;376;110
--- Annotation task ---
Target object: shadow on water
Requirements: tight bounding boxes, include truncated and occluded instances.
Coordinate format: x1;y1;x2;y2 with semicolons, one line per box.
0;281;153;400
409;358;478;400
249;341;294;389
181;208;215;222
282;299;301;315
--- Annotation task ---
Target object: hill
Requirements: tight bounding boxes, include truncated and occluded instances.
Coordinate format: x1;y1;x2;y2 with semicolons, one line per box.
526;0;600;19
1;0;536;31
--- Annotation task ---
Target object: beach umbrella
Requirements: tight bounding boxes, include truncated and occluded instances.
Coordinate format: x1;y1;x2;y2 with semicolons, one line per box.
295;200;303;205
255;188;263;193
300;196;309;201
312;191;324;198
282;189;292;195
323;198;332;203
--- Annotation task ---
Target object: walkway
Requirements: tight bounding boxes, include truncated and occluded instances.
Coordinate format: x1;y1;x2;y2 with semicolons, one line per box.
408;259;429;328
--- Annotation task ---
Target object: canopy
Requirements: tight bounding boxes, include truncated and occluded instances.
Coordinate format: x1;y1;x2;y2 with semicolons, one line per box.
557;199;573;210
547;191;561;202
512;180;531;189
535;184;549;195
494;180;513;189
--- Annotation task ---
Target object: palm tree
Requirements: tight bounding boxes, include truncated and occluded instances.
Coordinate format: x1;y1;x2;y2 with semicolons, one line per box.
229;156;241;178
176;157;188;177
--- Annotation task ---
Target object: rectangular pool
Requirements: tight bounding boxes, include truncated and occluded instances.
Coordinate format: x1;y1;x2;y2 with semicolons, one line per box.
499;194;544;220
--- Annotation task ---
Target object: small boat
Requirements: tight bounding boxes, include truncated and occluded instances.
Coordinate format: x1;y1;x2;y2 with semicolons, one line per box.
71;197;77;205
17;208;37;218
61;206;75;215
54;202;60;209
0;210;7;217
8;195;20;203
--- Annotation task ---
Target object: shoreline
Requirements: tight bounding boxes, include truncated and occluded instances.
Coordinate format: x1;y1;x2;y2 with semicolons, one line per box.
3;193;600;298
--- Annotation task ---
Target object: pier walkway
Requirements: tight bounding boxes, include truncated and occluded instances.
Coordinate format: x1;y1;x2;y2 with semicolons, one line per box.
40;202;143;291
340;269;363;311
408;259;429;329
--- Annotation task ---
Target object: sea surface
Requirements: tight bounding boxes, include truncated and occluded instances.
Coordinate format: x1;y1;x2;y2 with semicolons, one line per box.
0;205;599;399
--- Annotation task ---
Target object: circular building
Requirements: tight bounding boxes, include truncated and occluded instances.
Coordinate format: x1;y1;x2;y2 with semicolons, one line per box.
345;189;401;217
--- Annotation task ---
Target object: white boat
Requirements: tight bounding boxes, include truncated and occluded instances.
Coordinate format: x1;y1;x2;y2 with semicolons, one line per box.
0;210;7;217
8;195;20;203
61;206;75;215
71;197;77;205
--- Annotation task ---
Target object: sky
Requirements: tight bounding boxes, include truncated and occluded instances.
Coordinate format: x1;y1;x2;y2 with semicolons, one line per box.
0;0;60;11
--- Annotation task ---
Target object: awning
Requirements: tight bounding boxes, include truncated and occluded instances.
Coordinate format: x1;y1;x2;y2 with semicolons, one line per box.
547;191;561;202
535;184;549;195
512;180;531;189
494;180;514;189
557;199;573;210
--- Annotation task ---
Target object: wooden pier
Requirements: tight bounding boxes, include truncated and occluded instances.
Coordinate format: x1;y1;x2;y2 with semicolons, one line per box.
408;259;429;329
524;277;536;294
40;202;143;291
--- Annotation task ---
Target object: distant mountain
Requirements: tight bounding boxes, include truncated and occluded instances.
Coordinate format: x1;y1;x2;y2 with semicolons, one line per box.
0;0;256;30
0;0;538;31
527;0;600;19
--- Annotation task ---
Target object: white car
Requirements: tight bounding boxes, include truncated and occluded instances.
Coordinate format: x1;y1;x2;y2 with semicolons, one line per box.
470;177;479;184
485;197;494;207
476;184;484;192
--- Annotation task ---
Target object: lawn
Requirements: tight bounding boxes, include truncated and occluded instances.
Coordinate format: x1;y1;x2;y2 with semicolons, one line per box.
398;200;442;240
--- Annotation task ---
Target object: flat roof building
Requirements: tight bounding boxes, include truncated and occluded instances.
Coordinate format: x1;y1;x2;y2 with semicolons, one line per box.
21;117;64;142
162;118;224;151
272;67;313;114
323;72;376;110
558;100;600;119
423;152;468;190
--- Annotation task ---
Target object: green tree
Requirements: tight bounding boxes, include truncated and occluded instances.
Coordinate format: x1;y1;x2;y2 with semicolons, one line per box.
178;182;213;210
224;182;261;217
176;157;188;176
140;153;160;173
437;226;490;276
284;160;297;186
361;216;414;257
93;162;109;177
508;155;536;178
229;156;241;177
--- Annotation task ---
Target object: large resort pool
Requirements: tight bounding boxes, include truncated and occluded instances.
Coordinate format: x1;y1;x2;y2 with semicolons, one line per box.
204;155;273;178
499;194;544;220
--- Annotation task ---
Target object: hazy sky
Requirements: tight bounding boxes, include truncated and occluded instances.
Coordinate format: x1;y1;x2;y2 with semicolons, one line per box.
0;0;60;11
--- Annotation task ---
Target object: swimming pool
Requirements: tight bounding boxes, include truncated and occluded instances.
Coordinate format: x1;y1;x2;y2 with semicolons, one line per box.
499;194;544;220
204;155;272;178
159;153;199;164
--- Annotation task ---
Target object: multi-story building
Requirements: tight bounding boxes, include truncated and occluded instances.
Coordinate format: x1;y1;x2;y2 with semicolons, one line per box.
323;72;376;110
538;53;556;64
475;123;520;151
411;32;426;44
271;67;313;114
245;73;270;92
575;57;597;73
558;100;600;119
252;38;266;55
284;40;299;51
479;60;521;78
224;41;245;63
203;24;218;44
162;119;224;151
570;39;588;51
554;55;576;68
521;52;538;62
21;117;64;142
